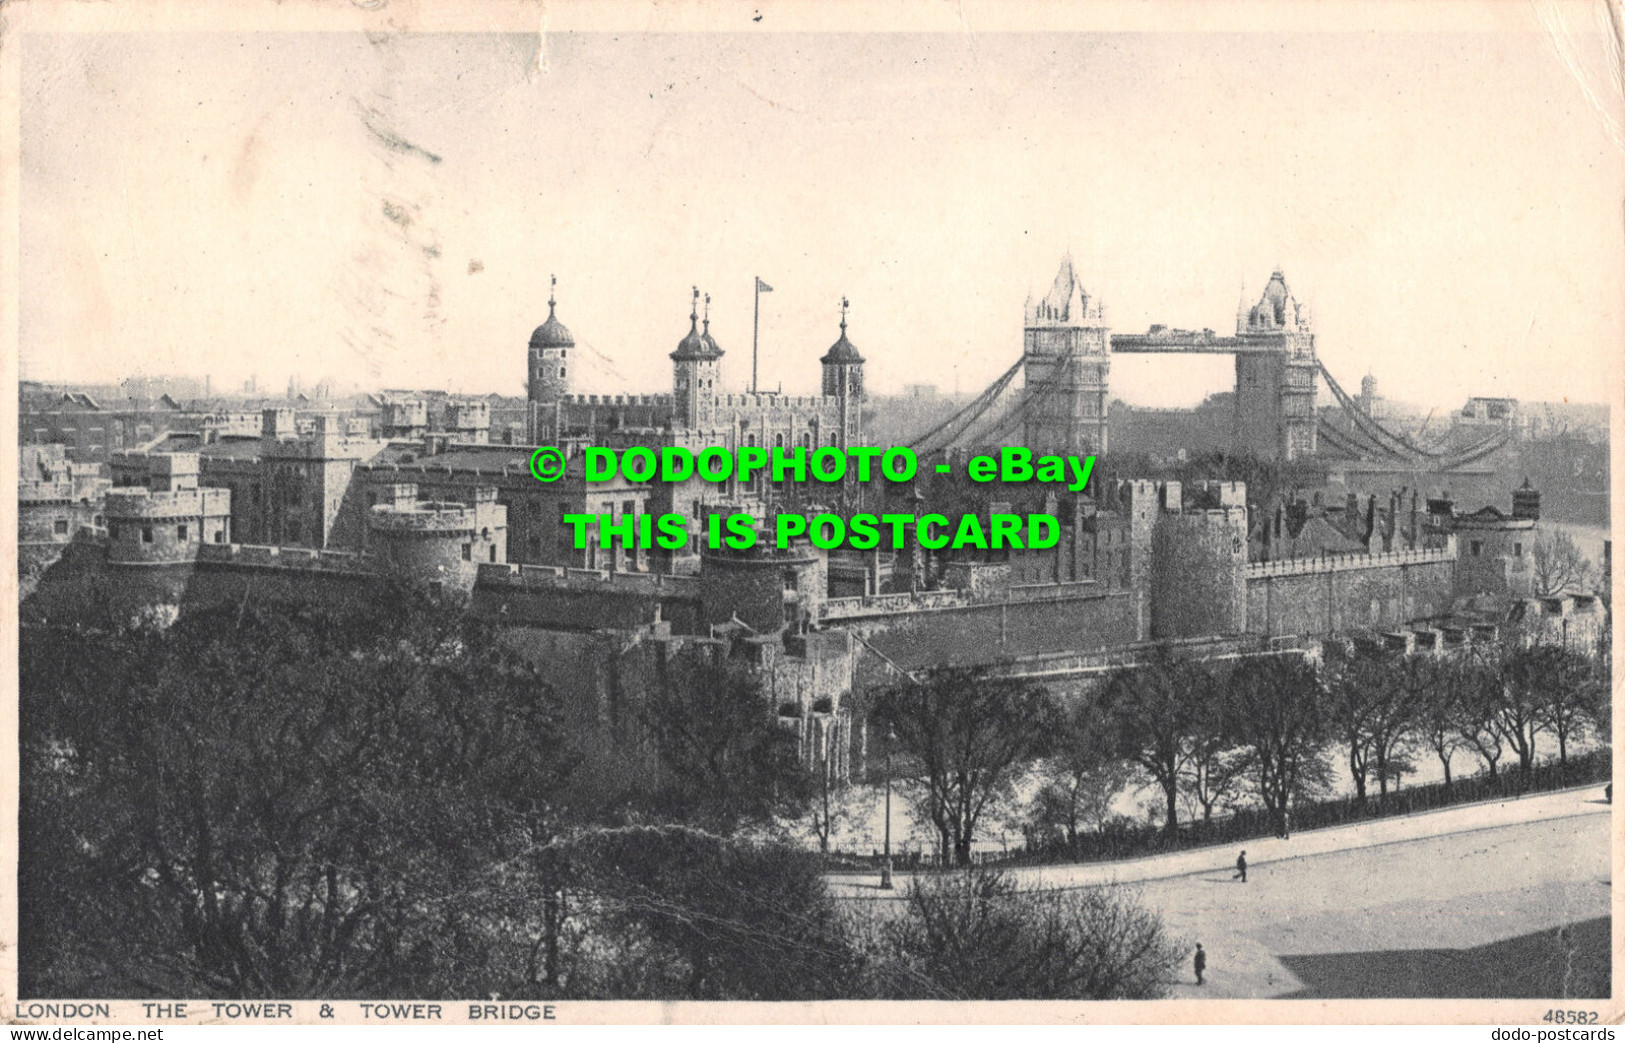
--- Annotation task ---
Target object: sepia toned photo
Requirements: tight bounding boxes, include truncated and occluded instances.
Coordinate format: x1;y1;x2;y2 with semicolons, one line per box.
3;0;1620;1027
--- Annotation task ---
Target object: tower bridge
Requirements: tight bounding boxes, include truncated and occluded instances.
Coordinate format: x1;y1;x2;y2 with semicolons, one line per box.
913;258;1318;461
914;257;1500;471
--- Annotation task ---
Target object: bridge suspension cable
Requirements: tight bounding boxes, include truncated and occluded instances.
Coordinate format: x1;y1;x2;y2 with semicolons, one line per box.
907;356;1025;453
1317;361;1445;462
956;343;1087;447
912;339;1092;452
1435;428;1512;470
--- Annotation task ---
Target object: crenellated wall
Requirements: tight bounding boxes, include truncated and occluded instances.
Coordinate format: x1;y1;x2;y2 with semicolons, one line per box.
1244;546;1457;638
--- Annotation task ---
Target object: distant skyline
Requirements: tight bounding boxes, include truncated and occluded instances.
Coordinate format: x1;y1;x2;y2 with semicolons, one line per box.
20;21;1623;410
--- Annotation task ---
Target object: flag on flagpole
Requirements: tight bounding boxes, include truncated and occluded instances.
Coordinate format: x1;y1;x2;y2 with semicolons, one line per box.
756;277;774;293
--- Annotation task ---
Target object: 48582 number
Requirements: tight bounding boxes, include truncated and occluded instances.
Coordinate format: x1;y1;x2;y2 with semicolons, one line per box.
1544;1010;1600;1025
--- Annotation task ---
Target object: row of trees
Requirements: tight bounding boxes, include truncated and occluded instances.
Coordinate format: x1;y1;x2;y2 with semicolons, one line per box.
20;590;1182;1000
869;637;1610;864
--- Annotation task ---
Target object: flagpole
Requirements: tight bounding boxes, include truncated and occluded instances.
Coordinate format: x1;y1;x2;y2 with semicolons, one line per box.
752;277;760;395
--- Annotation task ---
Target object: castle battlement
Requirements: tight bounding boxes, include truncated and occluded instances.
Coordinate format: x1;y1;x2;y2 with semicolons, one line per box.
369;499;505;535
1245;543;1456;580
197;542;377;574
716;393;833;409
106;486;230;520
561;393;676;407
477;562;700;594
822;580;1109;620
19;479;75;505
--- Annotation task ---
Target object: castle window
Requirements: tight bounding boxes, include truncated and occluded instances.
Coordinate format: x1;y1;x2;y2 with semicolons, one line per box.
775;433;784;448
53;519;68;535
622;500;635;517
141;526;153;544
1514;542;1523;557
177;524;189;542
213;530;225;543
489;545;498;563
559;367;566;379
1471;541;1482;557
461;543;472;561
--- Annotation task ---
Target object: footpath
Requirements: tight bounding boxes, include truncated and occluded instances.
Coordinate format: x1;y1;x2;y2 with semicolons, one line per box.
828;783;1611;898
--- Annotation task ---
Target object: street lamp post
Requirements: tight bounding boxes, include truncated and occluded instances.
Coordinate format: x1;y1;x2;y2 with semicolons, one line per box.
880;725;896;890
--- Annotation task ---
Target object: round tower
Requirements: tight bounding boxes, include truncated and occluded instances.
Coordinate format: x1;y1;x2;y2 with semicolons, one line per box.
820;296;866;448
1360;373;1378;412
1148;484;1249;640
368;493;507;594
700;528;825;633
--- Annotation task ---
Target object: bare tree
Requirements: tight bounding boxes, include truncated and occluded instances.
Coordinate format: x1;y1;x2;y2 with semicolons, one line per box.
20;592;579;999
1324;641;1424;799
874;869;1183;999
1531;528;1596;597
871;667;1061;866
1493;645;1552;772
1028;697;1134;846
1180;670;1253;822
1454;662;1509;779
639;649;815;831
1416;654;1474;787
1324;641;1384;800
1099;645;1208;835
1223;654;1332;834
1181;738;1254;824
1516;645;1600;766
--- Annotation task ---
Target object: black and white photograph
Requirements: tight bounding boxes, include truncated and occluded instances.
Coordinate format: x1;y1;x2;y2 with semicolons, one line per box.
4;0;1620;1026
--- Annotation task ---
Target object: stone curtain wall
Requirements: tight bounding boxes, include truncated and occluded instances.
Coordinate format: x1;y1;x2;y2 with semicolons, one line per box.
1245;550;1456;637
842;588;1141;691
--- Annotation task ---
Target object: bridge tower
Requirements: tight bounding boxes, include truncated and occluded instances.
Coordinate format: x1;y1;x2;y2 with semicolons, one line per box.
1022;256;1110;456
1234;270;1318;461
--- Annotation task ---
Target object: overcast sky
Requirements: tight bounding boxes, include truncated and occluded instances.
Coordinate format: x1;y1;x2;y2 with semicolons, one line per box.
19;21;1624;408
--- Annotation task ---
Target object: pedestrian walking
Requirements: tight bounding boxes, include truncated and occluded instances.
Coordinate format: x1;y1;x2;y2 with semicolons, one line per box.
1233;850;1247;882
1194;943;1206;985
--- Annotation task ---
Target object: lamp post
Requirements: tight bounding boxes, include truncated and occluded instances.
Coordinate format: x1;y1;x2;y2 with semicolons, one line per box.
880;725;896;890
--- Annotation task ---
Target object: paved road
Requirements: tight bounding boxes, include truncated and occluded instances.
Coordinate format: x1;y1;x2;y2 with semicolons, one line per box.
832;786;1612;999
830;786;1609;895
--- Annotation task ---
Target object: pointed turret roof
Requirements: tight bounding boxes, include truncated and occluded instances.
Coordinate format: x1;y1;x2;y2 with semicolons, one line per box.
1026;254;1103;325
1246;268;1305;332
